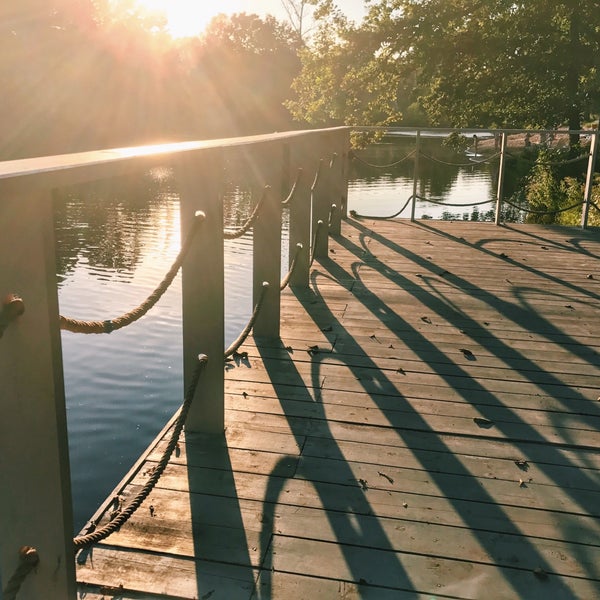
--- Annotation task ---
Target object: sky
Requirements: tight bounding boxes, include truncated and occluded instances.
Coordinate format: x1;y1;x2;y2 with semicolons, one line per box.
136;1;368;38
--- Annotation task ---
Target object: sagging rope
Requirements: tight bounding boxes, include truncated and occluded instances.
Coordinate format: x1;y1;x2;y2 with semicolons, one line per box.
420;151;501;168
502;198;585;215
73;354;208;550
60;211;206;334
224;282;270;358
280;243;303;291
311;159;323;192
349;195;415;220
351;149;417;169
2;546;39;600
224;186;269;240
414;195;495;208
282;168;303;206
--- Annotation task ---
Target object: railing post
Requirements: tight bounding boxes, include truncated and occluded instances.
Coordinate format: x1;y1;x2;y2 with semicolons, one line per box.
495;132;508;225
177;150;225;434
312;133;335;259
329;128;351;235
0;181;76;599
252;142;284;338
288;136;315;288
410;130;421;221
581;130;598;229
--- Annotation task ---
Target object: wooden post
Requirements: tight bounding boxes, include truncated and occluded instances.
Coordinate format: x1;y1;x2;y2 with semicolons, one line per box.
495;132;508;226
288;137;315;288
0;181;76;599
312;133;335;259
178;150;225;434
410;131;421;221
581;131;598;229
252;142;284;338
328;129;350;235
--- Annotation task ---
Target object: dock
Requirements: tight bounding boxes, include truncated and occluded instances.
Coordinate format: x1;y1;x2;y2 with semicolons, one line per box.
76;219;600;599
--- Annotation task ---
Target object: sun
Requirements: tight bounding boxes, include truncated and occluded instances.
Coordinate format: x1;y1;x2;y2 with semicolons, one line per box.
135;0;245;38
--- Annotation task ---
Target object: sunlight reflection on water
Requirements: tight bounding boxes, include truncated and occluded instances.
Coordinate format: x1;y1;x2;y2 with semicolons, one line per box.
59;144;493;530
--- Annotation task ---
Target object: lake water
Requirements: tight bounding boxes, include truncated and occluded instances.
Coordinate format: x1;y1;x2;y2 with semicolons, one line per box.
57;140;496;530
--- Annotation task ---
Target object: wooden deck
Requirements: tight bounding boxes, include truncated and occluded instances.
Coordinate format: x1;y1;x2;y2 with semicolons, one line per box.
76;219;600;599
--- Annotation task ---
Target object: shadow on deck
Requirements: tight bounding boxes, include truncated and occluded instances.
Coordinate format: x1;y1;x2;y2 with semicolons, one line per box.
77;220;600;599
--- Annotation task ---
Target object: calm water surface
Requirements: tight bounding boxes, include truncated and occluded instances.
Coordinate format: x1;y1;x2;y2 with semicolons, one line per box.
57;141;495;530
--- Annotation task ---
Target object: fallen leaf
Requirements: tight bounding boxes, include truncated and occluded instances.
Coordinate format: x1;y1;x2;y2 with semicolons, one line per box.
421;316;432;324
514;459;529;471
242;391;249;398
533;568;548;581
459;348;476;360
321;325;333;332
586;274;594;279
519;478;526;488
396;367;406;375
358;478;369;491
473;417;495;429
378;471;394;484
565;305;575;310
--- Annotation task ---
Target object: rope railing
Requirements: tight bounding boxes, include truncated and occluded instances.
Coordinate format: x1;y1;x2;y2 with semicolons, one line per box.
73;353;208;550
60;211;205;334
224;282;270;358
350;195;415;220
223;186;269;240
350;148;417;168
281;168;303;206
502;198;585;215
414;194;495;208
2;546;39;600
507;152;590;167
280;243;303;291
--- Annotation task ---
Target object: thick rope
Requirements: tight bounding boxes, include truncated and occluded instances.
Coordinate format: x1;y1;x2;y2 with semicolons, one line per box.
280;243;303;291
420;151;501;167
223;186;269;240
73;354;208;549
281;169;303;206
502;198;585;215
351;149;416;168
60;211;206;334
349;195;414;220
224;282;270;358
0;294;25;339
2;546;39;600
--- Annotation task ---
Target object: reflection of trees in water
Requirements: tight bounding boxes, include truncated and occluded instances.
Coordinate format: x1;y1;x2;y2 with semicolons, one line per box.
350;139;493;200
54;169;175;283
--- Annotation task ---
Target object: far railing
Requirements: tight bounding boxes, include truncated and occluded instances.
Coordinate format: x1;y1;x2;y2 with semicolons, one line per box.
352;126;599;228
0;127;349;599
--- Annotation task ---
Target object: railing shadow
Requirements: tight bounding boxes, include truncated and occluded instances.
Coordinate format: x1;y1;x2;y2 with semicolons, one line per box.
251;219;600;597
184;431;258;599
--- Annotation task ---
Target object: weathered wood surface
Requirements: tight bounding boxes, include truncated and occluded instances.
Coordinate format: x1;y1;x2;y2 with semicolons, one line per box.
77;220;600;599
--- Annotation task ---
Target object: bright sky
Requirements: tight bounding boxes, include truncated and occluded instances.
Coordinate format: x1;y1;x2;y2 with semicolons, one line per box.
137;1;368;38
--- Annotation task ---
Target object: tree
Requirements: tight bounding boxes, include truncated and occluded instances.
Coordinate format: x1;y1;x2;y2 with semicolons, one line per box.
288;0;600;138
280;0;318;42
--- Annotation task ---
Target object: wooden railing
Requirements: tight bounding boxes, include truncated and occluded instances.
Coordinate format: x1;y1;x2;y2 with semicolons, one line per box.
0;124;596;597
0;127;350;598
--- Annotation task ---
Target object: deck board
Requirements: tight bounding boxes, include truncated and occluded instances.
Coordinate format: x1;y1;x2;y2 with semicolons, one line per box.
76;220;600;599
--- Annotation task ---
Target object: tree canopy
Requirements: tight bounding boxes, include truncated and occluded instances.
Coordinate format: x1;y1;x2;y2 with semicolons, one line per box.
288;1;600;133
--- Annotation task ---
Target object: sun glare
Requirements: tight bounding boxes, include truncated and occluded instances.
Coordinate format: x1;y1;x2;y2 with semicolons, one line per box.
136;0;245;38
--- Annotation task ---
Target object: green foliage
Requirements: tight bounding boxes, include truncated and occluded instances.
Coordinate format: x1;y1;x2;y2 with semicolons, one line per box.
524;147;599;226
287;0;600;134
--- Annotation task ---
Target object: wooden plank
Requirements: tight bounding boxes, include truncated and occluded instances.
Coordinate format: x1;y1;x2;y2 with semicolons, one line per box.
266;535;599;600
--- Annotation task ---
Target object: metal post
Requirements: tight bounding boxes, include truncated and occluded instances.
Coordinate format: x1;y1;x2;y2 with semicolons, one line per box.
581;131;598;229
410;131;421;221
495;132;508;225
0;180;76;599
178;149;225;434
252;142;283;338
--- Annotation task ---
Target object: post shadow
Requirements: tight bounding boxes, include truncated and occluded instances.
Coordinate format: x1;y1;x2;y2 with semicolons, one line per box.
273;226;597;596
